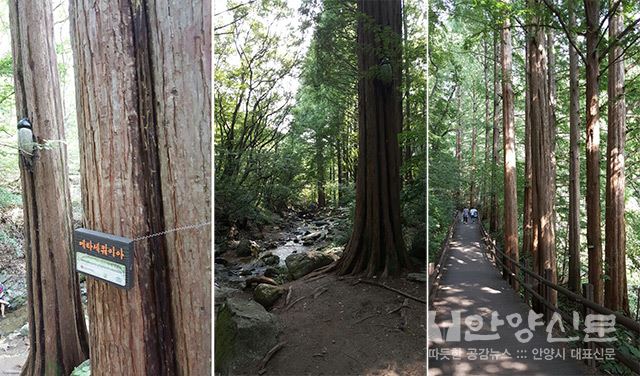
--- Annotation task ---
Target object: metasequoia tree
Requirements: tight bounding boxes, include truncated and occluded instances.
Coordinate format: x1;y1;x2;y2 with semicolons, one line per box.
604;0;629;314
9;1;89;374
500;6;518;290
567;0;581;294
584;0;603;304
490;31;501;233
337;0;409;276
70;0;211;374
528;0;557;307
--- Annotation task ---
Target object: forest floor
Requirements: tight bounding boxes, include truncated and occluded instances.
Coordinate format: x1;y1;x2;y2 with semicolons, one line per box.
254;273;426;376
216;209;426;375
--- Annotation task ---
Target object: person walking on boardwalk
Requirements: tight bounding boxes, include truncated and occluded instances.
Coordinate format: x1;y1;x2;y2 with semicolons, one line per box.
462;207;469;224
470;208;478;223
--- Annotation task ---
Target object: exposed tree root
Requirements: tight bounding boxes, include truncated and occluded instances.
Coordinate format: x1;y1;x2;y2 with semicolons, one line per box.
258;342;286;374
358;279;426;304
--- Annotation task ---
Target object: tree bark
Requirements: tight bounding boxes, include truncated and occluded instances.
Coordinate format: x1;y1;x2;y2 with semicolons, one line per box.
568;0;582;294
522;36;533;274
584;0;604;304
483;37;491;215
604;0;629;314
9;1;89;374
490;31;501;233
501;11;518;290
337;0;408;277
70;0;210;374
528;4;557;308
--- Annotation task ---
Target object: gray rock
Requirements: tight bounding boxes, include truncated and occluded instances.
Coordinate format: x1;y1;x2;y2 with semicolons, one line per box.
285;251;334;280
215;297;279;373
322;246;343;261
19;323;29;337
253;283;283;309
301;231;323;242
264;267;280;278
260;253;280;266
236;239;260;257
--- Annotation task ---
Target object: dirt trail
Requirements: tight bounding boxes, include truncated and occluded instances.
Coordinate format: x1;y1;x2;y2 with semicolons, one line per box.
235;273;427;376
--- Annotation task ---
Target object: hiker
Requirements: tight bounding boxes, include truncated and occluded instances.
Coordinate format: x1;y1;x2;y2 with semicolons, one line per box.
462;207;469;224
0;282;8;318
470;208;478;223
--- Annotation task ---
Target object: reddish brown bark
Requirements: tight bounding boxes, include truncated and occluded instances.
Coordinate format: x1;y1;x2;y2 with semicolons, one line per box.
490;31;500;233
337;0;408;277
70;0;210;374
9;1;89;374
567;0;582;294
584;0;604;304
604;0;629;314
501;14;518;290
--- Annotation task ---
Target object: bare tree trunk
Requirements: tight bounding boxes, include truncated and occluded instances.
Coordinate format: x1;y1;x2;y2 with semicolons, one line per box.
604;0;629;314
337;0;408;277
483;37;491;215
522;37;533;272
9;1;89;374
567;0;582;294
490;31;500;233
529;5;557;308
584;0;603;304
70;1;210;373
501;11;518;290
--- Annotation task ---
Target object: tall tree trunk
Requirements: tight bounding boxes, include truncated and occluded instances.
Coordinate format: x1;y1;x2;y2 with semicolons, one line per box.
337;0;408;277
9;1;89;374
568;0;582;294
584;0;603;304
483;37;491;216
501;11;518;290
604;0;629;314
70;1;211;374
522;37;533;275
490;31;500;233
529;5;557;308
402;0;412;182
148;2;212;372
469;108;477;208
316;136;326;207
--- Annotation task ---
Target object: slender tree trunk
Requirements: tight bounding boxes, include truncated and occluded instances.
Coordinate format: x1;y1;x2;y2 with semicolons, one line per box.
316;136;326;207
483;37;491;216
501;11;518;290
604;0;629;314
469;111;477;208
529;5;557;308
584;0;603;304
568;0;582;294
9;1;89;374
337;0;408;277
70;1;211;373
522;37;533;273
490;31;500;232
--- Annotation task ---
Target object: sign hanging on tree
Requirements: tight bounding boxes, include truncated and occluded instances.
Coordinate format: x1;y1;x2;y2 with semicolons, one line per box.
74;228;133;289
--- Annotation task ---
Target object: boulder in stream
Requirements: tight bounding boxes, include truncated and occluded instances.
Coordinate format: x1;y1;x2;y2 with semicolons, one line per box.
285;251;334;280
260;253;280;266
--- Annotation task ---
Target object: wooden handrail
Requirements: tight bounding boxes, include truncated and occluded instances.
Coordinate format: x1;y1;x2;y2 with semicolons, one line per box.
428;212;457;305
480;224;640;333
480;224;640;373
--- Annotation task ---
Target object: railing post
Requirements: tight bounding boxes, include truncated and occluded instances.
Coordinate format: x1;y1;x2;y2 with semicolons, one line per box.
523;259;530;307
544;268;553;322
582;283;595;368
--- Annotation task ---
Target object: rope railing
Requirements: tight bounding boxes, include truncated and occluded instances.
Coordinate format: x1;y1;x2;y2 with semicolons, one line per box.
479;223;640;374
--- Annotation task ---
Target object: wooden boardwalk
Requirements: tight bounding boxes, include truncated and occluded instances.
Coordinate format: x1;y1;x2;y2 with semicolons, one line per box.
428;220;596;376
